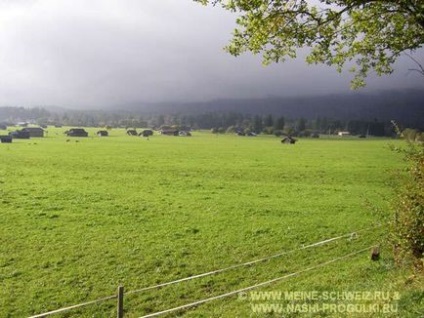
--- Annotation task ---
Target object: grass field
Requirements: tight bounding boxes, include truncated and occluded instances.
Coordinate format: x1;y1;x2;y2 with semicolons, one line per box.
0;128;422;317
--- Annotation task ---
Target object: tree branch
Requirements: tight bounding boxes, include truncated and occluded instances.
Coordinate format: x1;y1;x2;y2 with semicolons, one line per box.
404;52;424;78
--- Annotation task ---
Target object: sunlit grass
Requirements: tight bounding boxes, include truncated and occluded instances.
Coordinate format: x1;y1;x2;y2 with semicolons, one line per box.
1;129;420;317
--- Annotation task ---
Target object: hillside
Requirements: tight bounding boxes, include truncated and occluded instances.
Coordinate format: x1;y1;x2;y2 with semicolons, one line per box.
119;89;424;127
1;89;423;130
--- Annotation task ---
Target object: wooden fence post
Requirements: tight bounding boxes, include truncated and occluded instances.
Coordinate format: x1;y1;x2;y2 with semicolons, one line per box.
117;286;124;318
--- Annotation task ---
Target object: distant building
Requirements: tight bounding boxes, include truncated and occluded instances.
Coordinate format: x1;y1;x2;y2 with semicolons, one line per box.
66;128;88;137
22;127;45;137
9;130;30;139
160;128;179;136
139;130;153;137
338;131;350;137
159;125;180;136
281;136;297;144
178;130;192;137
0;135;12;143
97;130;108;137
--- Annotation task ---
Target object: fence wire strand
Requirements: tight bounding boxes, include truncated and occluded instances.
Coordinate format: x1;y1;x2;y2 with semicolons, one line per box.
28;226;380;318
126;226;378;295
138;245;373;318
28;295;117;318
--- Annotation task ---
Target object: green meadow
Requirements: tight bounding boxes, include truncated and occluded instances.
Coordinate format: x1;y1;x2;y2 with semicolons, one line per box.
0;129;422;317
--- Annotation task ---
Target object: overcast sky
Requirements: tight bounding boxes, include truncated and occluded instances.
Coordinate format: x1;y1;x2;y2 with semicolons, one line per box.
0;0;422;109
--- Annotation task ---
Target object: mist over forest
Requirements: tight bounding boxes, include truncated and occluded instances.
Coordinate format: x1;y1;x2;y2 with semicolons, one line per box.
117;89;424;126
1;89;423;135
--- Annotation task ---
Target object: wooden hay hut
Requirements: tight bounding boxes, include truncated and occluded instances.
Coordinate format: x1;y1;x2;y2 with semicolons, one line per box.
178;130;192;137
97;130;108;137
22;127;45;137
281;136;297;144
139;130;153;137
66;128;88;137
9;130;30;139
0;135;12;143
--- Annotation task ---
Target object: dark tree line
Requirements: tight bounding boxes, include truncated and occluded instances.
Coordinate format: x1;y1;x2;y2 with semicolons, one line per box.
0;106;408;137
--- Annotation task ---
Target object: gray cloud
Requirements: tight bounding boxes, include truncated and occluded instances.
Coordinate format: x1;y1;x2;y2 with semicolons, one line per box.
0;0;422;108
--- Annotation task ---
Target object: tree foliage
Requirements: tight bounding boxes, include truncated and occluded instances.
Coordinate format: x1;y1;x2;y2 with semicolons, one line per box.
196;0;424;87
391;143;424;268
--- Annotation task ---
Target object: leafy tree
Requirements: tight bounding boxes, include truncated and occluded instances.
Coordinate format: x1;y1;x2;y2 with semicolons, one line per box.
390;143;424;269
196;0;424;87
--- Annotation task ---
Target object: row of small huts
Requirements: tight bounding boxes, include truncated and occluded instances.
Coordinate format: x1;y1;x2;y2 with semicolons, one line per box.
0;127;45;143
1;126;194;143
0;127;92;143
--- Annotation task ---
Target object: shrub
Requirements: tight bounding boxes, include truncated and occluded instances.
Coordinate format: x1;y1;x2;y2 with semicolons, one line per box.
391;144;424;270
402;128;419;142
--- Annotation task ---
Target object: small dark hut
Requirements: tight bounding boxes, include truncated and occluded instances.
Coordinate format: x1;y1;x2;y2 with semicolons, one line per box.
281;136;297;144
97;130;108;137
22;127;44;137
9;130;30;139
66;128;88;137
0;135;12;143
160;129;179;136
179;131;192;137
139;130;153;137
127;129;138;136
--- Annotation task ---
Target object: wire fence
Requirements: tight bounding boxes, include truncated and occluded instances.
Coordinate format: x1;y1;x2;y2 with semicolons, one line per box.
27;226;380;318
28;295;117;318
126;226;376;295
138;245;373;318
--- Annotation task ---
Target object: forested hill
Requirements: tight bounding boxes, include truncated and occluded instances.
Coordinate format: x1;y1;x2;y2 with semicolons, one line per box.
1;89;423;129
123;89;424;127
